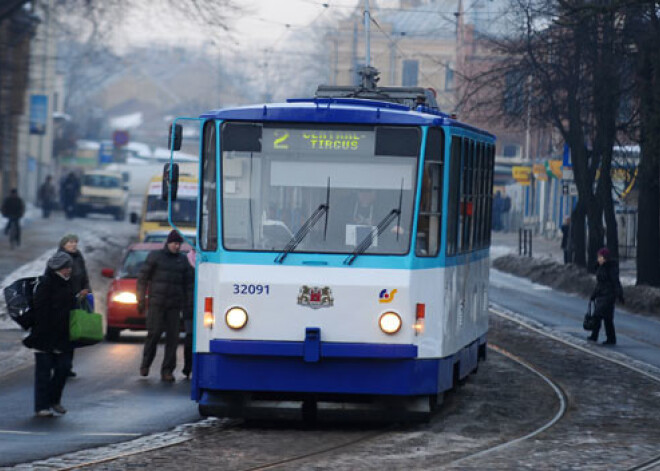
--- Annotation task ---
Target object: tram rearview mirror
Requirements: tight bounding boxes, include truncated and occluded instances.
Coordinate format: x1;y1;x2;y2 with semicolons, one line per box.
162;163;179;201
168;123;182;151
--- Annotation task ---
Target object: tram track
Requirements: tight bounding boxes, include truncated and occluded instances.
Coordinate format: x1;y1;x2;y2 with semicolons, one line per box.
17;303;660;470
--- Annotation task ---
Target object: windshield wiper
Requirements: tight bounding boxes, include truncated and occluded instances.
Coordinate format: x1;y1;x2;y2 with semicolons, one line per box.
275;179;331;264
344;208;401;265
344;181;404;266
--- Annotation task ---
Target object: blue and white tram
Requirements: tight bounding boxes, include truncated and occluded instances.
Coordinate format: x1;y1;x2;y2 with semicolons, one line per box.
170;96;495;419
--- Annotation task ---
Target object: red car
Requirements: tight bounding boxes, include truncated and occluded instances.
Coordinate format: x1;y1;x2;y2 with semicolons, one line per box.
102;242;193;341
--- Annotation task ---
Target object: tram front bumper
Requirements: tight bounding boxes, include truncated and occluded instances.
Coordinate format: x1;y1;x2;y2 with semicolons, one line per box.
193;334;454;398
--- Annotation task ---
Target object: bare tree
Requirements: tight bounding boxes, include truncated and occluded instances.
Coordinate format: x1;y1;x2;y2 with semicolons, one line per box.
627;1;660;287
460;0;629;271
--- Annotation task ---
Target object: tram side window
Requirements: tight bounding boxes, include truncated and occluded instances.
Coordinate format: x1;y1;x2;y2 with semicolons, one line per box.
416;128;444;257
461;139;475;252
200;121;218;251
475;142;485;249
446;137;462;256
458;138;469;253
486;144;495;245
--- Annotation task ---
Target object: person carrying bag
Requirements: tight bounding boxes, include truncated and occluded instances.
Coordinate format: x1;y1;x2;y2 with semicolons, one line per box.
69;295;103;346
22;252;76;417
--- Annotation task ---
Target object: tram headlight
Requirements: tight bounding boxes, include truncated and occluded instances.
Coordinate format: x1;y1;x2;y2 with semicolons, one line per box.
379;311;402;335
225;307;248;330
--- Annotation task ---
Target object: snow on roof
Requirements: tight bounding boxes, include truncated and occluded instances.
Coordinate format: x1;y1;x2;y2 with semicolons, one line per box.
109;112;143;130
76;140;101;150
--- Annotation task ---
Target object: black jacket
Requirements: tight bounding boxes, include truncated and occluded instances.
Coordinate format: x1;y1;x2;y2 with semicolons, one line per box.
57;248;91;295
1;195;25;219
591;260;624;302
23;269;76;352
137;247;193;311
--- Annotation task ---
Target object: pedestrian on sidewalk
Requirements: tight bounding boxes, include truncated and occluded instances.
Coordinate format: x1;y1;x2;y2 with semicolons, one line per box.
137;230;194;382
588;247;624;346
56;234;92;378
2;189;25;246
38;175;57;219
23;252;76;417
60;172;80;219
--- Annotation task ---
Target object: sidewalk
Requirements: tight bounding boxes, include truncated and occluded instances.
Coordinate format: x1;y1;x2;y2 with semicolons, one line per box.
490;230;637;285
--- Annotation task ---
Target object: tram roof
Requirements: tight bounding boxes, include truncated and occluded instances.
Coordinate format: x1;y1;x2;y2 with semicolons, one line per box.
199;98;495;139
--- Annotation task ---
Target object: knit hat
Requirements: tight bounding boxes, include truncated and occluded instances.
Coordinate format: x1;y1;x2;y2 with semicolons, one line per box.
166;230;184;244
597;247;610;259
59;233;79;249
48;252;73;270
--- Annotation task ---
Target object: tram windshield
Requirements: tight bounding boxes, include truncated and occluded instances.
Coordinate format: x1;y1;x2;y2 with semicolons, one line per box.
220;123;420;255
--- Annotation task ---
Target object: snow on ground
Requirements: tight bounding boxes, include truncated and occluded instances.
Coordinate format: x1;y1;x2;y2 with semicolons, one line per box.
0;218;135;330
492;253;660;318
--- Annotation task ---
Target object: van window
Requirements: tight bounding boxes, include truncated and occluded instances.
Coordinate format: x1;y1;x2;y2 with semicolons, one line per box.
83;175;120;188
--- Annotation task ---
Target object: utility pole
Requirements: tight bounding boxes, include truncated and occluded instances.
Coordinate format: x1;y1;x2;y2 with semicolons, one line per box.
363;0;370;68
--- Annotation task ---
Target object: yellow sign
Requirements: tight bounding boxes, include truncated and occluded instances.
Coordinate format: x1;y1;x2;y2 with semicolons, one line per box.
302;131;361;151
512;166;532;185
549;160;562;179
533;164;548;181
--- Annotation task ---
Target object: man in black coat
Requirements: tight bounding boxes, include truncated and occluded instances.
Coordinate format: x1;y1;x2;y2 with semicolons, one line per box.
2;188;25;243
137;230;194;382
60;172;80;219
588;247;624;345
23;252;76;417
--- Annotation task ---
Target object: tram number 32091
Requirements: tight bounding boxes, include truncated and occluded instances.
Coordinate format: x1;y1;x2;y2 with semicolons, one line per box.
233;284;270;295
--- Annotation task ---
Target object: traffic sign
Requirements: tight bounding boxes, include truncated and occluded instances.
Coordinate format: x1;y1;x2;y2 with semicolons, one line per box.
113;130;130;148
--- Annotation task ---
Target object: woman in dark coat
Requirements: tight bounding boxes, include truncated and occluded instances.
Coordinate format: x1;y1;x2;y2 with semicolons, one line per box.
57;234;92;377
588;247;624;345
23;252;76;417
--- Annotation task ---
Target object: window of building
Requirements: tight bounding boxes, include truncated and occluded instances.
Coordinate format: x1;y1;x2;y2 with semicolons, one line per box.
402;60;419;87
445;65;454;91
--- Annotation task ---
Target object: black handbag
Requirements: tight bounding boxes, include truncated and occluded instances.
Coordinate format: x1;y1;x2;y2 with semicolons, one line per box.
583;301;599;331
3;276;39;330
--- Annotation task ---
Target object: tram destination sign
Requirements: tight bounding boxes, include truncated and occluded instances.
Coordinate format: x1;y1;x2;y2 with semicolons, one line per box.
264;128;374;156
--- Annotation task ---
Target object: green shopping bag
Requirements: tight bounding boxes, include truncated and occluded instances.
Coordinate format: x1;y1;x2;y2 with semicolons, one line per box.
69;302;103;346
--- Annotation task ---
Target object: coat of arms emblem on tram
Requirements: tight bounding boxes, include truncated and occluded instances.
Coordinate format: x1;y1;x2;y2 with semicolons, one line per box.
297;285;334;309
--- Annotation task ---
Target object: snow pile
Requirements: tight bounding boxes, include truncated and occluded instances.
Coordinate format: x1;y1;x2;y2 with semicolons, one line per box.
493;254;660;318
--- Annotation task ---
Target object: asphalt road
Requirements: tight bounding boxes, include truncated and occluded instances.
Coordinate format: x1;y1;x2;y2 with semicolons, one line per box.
0;333;198;466
2;217;660;467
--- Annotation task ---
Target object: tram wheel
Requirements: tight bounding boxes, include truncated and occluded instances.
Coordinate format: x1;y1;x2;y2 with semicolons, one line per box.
302;399;317;425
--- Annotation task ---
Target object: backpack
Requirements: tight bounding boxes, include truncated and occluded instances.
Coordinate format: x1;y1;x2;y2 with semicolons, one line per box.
3;277;39;330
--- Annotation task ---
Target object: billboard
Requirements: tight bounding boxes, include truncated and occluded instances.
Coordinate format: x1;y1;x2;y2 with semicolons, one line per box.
29;94;48;135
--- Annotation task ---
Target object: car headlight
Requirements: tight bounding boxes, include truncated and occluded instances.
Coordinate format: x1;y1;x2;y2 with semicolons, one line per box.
225;306;248;330
379;311;402;334
112;292;137;304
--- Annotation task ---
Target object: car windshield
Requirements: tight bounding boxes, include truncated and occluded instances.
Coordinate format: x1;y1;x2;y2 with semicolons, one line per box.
83;175;120;188
221;123;420;255
145;196;197;224
118;250;151;278
118;247;192;278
